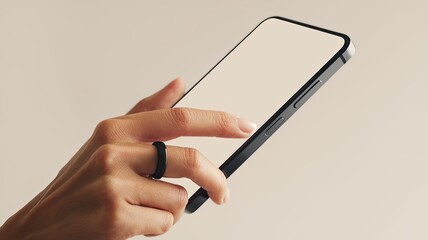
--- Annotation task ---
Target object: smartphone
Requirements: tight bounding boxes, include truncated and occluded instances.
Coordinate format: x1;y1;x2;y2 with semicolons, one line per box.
167;16;355;213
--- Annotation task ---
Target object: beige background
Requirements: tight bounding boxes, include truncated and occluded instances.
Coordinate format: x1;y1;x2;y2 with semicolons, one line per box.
1;1;427;239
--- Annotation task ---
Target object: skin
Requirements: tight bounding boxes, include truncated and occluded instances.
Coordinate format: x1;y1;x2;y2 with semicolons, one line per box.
0;78;257;240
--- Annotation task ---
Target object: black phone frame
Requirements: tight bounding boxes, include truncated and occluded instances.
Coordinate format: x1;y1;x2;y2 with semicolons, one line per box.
171;16;352;213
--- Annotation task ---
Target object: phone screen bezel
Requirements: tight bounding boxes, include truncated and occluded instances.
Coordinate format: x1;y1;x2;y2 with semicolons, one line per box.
171;16;352;213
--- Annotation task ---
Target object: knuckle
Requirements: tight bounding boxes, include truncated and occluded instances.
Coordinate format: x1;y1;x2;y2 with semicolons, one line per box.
94;119;122;143
158;211;174;234
137;97;149;110
169;108;192;130
215;111;234;135
183;147;202;174
95;144;117;160
93;144;118;174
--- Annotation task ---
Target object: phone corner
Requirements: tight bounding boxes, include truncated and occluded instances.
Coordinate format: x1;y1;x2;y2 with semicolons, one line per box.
342;39;356;63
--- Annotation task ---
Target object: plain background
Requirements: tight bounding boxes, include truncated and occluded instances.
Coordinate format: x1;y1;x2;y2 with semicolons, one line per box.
1;1;427;239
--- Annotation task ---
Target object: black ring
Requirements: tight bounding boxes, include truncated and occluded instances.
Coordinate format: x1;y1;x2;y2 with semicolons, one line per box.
151;141;167;179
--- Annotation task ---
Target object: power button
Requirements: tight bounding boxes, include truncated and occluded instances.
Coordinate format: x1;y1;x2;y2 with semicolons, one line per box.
265;117;285;136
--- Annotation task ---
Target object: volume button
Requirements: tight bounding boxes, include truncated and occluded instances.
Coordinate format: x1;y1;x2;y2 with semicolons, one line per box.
265;117;285;136
293;80;322;109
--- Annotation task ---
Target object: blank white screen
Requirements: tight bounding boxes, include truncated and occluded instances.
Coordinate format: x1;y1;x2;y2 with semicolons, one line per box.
167;18;344;196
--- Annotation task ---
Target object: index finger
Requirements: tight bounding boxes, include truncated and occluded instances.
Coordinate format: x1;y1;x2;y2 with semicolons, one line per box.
122;108;257;142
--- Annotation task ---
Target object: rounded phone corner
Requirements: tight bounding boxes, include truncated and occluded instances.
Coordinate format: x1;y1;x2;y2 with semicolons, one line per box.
335;33;355;63
342;40;356;62
185;189;209;214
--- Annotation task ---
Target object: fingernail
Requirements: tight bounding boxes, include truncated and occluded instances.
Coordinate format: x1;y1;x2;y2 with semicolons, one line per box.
237;118;257;134
223;187;230;204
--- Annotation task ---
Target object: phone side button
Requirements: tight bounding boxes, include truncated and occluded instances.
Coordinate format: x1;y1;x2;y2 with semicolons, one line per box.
293;80;322;109
265;117;285;136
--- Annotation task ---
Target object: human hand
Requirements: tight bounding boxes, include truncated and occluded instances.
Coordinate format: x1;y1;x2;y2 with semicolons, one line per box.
0;78;257;240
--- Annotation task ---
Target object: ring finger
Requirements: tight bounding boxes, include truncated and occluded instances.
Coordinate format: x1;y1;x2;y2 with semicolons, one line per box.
92;143;229;205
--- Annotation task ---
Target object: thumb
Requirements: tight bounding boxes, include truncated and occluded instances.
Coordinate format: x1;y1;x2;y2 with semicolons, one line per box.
127;78;185;114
